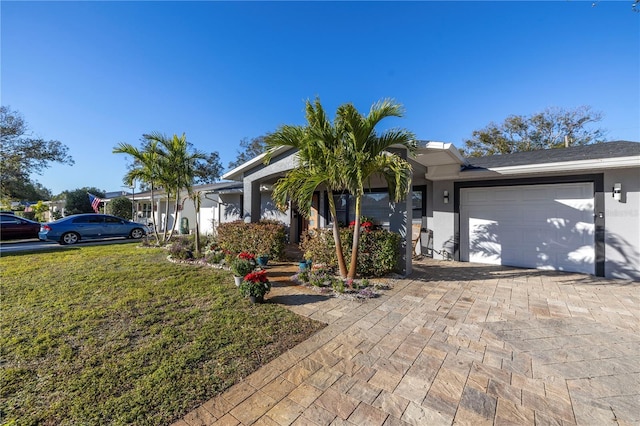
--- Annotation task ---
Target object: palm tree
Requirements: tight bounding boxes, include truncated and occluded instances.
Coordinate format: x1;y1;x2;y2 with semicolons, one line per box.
113;138;162;242
146;132;205;244
265;99;350;277
337;99;416;279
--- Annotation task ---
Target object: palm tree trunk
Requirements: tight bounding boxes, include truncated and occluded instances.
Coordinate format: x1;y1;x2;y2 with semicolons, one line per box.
162;191;172;243
327;190;348;278
193;193;201;257
166;192;180;241
347;195;362;279
150;185;161;243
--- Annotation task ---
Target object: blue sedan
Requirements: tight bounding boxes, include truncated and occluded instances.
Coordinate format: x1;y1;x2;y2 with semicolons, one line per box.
39;214;148;245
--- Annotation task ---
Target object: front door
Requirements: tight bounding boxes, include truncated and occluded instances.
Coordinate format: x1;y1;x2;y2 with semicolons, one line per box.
296;193;319;242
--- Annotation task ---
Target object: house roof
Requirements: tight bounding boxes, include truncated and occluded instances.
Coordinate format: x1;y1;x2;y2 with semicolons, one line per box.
223;140;466;182
222;140;640;184
464;141;640;169
132;181;243;199
455;140;640;180
222;146;291;181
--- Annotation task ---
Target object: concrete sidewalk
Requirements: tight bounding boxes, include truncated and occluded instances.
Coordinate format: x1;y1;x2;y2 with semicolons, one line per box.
174;259;640;426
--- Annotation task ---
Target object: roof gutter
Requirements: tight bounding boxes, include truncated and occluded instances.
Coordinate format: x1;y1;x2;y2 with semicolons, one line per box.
461;155;640;179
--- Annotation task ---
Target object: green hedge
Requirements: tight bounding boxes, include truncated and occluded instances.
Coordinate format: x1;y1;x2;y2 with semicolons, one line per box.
217;221;287;260
300;228;401;277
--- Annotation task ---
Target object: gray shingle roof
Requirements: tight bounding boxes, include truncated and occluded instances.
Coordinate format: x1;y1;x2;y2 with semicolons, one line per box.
463;141;640;169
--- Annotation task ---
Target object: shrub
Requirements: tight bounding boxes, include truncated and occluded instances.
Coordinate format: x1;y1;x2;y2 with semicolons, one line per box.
300;230;340;266
167;237;194;260
217;221;287;259
19;211;36;221
291;268;379;300
300;227;400;277
107;196;133;220
332;280;346;294
356;229;401;277
205;250;225;264
307;267;338;287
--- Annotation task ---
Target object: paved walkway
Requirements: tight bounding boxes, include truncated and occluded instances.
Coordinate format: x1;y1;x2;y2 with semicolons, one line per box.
173;259;640;426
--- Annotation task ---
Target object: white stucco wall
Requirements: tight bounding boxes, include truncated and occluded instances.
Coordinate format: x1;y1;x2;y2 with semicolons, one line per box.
219;194;242;223
431;181;456;260
604;168;640;280
175;196;219;236
260;192;290;224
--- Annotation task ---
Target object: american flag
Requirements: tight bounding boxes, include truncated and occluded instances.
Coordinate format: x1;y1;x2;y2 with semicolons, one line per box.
88;193;102;213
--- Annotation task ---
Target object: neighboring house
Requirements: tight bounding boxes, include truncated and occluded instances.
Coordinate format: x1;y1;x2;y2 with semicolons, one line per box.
129;181;243;236
221;140;640;280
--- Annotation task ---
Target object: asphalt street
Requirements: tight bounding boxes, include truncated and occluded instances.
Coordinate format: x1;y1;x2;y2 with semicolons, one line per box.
0;238;137;254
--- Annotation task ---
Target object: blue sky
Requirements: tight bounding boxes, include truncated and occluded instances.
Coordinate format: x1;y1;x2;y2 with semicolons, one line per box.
2;1;638;196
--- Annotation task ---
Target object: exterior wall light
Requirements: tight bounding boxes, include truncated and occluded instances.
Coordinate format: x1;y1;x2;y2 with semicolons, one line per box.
612;183;622;202
443;190;449;204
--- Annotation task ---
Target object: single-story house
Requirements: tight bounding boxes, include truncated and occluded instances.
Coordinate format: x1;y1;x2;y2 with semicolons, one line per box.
129;181;243;236
220;140;640;281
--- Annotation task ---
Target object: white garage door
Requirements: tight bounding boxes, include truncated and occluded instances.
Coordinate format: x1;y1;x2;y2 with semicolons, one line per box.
460;182;595;274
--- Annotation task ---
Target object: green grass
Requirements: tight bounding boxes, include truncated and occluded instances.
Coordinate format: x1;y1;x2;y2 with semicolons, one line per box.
0;244;325;425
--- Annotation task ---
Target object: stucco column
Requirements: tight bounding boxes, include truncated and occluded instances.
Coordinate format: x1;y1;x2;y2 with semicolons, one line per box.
243;180;261;223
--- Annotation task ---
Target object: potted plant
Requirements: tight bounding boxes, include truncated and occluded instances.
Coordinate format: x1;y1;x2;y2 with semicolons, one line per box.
230;252;255;286
239;270;271;303
255;238;274;267
256;254;270;267
299;259;312;272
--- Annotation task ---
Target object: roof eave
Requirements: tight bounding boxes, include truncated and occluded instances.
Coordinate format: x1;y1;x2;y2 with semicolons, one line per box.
222;146;292;181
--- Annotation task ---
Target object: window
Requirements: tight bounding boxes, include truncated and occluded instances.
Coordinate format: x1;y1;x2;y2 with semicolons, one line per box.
413;186;426;220
0;215;21;224
72;216;103;224
104;216;122;224
332;193;349;226
140;203;152;218
327;186;426;226
355;192;390;225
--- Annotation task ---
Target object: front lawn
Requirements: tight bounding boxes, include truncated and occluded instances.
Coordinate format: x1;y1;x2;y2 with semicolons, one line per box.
0;244;325;425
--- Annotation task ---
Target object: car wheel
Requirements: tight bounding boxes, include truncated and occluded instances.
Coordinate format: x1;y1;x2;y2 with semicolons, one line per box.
130;228;144;239
61;232;80;245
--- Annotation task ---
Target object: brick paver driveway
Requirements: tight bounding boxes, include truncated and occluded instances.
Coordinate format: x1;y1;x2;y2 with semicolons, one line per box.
174;259;639;426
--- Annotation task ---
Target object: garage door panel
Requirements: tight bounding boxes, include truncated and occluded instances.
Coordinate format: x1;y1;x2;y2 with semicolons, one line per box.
461;183;595;274
494;189;521;202
466;189;493;203
524;207;553;224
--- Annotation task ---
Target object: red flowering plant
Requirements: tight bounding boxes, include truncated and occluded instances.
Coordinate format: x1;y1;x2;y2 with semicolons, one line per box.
349;217;375;232
238;251;255;260
230;252;256;277
239;270;271;298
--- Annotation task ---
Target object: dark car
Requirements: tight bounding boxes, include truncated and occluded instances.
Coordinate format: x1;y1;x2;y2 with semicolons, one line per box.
39;214;148;245
0;214;41;240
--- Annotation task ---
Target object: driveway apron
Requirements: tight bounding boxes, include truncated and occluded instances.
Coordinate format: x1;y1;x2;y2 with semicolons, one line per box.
174;259;640;426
